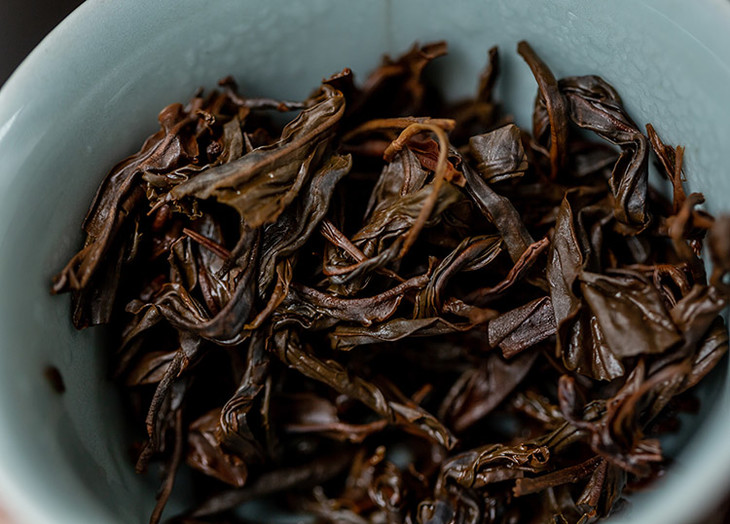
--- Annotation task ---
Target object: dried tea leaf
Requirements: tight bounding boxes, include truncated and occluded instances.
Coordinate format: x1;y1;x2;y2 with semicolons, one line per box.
51;41;730;524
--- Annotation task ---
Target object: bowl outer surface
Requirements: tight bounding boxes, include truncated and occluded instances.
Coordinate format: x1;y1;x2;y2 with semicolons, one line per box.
0;0;729;523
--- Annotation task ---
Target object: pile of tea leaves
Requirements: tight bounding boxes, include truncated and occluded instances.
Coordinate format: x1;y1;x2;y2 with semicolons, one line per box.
53;41;730;524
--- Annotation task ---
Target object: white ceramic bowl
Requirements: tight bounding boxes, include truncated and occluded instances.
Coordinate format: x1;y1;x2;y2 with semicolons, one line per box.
1;1;729;523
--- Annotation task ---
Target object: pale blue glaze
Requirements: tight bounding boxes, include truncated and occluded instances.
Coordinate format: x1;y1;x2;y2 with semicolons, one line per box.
0;1;729;522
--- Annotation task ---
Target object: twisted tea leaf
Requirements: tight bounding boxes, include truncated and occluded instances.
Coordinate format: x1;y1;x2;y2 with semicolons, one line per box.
51;40;730;524
164;85;345;228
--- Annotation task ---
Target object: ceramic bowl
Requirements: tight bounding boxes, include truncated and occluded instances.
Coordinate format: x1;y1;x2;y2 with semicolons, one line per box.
1;1;729;522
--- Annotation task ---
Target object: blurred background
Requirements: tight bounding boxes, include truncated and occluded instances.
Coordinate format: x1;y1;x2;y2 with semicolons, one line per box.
0;0;83;86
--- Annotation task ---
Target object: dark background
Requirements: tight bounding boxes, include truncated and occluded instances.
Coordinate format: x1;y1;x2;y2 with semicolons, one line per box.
0;0;84;86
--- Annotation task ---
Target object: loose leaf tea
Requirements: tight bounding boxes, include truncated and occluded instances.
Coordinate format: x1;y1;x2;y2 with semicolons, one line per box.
53;41;730;524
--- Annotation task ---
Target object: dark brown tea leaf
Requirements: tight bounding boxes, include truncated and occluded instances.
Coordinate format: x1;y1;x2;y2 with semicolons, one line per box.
52;40;729;524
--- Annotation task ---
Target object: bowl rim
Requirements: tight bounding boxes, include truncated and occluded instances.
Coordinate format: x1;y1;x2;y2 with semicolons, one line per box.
1;1;730;523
